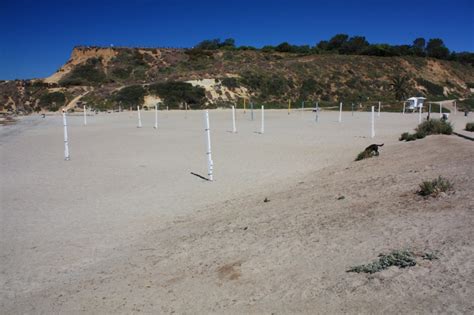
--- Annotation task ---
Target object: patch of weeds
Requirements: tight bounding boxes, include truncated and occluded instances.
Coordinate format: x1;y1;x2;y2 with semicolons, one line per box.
355;150;371;161
418;176;453;197
466;122;474;132
348;250;416;274
422;252;439;261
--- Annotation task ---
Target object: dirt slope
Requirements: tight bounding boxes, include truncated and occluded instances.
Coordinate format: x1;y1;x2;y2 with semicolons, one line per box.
4;135;473;313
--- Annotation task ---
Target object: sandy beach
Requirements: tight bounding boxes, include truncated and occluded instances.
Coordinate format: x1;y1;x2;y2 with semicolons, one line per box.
1;109;473;313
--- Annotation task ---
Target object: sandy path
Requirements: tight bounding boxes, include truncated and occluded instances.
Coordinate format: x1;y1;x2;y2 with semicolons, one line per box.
1;110;473;313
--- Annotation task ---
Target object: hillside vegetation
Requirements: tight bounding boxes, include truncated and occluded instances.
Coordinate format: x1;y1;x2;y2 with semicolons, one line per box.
1;35;474;113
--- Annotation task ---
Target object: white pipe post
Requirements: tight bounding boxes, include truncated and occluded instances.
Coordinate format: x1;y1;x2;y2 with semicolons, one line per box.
250;102;254;121
338;102;342;123
83;105;87;125
429;102;432;114
440;102;443;117
418;103;422;124
378;101;381;117
454;101;457;115
260;105;265;134
154;104;158;129
231;106;237;133
137;106;142;128
403;102;406;115
204;110;213;181
371;106;375;138
62;110;70;161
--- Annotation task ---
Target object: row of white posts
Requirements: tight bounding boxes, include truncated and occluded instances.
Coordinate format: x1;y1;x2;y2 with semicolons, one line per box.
63;101;389;176
136;105;160;129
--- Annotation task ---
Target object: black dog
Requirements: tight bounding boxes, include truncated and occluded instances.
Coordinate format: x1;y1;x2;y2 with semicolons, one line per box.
364;143;384;156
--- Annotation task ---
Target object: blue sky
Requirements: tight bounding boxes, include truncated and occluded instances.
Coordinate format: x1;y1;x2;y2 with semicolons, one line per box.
1;0;473;80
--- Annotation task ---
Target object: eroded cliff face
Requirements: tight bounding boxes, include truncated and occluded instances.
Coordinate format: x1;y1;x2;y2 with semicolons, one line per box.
2;46;473;114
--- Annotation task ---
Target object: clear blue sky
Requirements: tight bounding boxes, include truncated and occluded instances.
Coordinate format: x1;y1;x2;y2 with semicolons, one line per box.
1;0;473;80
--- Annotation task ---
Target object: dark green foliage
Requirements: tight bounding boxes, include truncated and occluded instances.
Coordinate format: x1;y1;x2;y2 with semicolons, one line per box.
415;78;444;96
60;58;107;86
148;81;205;108
426;38;450;59
415;119;453;135
390;74;411;101
299;78;321;99
400;119;453;141
412;38;426;56
195;38;236;50
339;36;369;54
418;176;453;196
327;34;349;51
459;98;474;112
111;67;132;80
185;48;214;61
39;91;66;111
112;85;146;106
348;250;417;274
221;77;239;89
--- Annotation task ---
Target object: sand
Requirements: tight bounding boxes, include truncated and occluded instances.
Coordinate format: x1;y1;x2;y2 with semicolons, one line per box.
1;109;473;313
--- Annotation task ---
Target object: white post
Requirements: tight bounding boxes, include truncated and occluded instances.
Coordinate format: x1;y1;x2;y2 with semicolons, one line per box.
154;104;158;129
371;106;375;138
440;102;442;117
232;106;236;133
378;101;381;117
403;102;406;115
204;110;213;181
62;110;70;161
454;101;457;115
250;102;254;121
83;105;87;125
137;106;142;128
338;102;342;123
260;105;265;134
418;103;422;124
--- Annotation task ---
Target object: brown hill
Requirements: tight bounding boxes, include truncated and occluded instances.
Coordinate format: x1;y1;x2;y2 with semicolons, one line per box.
1;46;473;113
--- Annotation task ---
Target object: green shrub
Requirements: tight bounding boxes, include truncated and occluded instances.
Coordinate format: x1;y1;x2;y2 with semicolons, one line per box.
39;91;66;111
148;81;205;108
465;122;474;132
355;149;377;161
418;176;453;197
112;85;146;106
348;250;417;274
221;77;239;89
416;119;453;135
400;119;452;141
415;78;444;96
60;58;107;86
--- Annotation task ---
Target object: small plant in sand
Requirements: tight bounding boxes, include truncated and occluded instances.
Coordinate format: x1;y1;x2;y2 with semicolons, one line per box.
418;176;453;197
466;122;474;132
355;150;372;161
348;250;416;274
399;119;452;141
